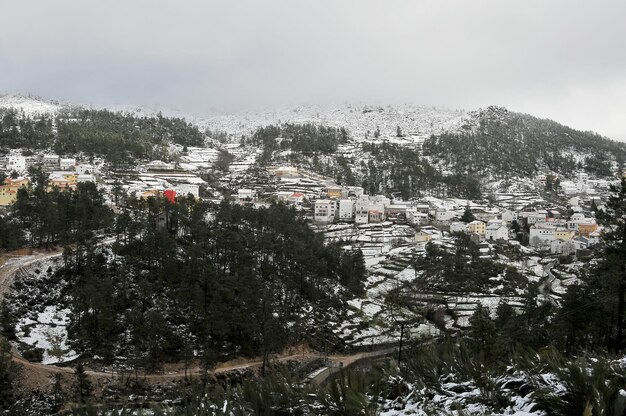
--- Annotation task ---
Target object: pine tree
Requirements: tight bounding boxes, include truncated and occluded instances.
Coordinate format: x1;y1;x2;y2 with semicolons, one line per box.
468;304;497;360
596;178;626;352
460;205;475;223
0;339;20;411
52;373;65;410
73;363;92;403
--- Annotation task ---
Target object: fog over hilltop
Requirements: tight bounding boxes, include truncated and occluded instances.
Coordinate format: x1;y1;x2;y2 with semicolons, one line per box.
1;0;625;140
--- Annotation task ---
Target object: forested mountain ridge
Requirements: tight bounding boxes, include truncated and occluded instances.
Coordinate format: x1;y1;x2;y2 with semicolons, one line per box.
3;94;624;197
0;106;207;164
424;106;626;178
236;106;626;199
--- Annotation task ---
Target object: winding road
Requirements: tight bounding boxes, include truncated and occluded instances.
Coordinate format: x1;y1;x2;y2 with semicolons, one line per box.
0;249;399;393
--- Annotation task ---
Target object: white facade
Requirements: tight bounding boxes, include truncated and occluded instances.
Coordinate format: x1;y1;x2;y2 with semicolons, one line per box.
501;210;518;223
435;209;455;222
355;211;369;224
338;199;355;221
288;193;305;206
42;154;60;168
485;224;509;241
174;183;200;198
76;164;94;175
77;174;96;183
314;199;336;223
238;189;256;202
560;181;578;195
369;195;390;207
551;240;576;255
60;158;76;170
406;209;428;226
529;225;556;247
526;212;547;225
7;155;26;173
576;172;589;191
355;196;369;224
277;191;292;202
347;186;365;197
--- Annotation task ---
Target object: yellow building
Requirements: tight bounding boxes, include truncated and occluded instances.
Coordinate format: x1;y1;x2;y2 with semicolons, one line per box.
415;231;433;243
555;228;575;241
578;221;598;237
0;178;29;206
468;220;486;236
325;185;344;200
47;173;79;192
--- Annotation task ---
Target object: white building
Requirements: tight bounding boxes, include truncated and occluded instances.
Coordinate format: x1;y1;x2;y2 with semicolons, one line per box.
76;164;94;175
277;191;292;202
406;208;428;226
529;224;556;247
7;155;26;173
77;174;96;183
371;195;391;207
566;213;588;231
576;172;589;191
347;186;365;197
238;189;256;203
560;180;578;195
42;154;60;169
526;212;547;225
501;210;518;223
485;223;509;241
174;183;200;198
338;199;355;222
551;240;576;255
355;211;369;224
60;158;76;170
314;199;336;223
435;208;456;222
355;196;370;224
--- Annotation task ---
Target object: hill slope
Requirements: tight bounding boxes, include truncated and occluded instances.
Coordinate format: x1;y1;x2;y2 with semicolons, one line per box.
423;106;626;178
0;94;65;117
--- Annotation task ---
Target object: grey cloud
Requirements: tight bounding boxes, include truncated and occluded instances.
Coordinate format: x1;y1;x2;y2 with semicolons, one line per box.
1;0;625;139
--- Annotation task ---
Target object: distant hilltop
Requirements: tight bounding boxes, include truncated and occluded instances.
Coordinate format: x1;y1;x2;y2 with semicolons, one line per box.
0;93;65;117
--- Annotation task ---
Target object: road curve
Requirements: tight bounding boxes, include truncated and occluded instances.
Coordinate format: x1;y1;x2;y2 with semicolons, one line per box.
1;250;401;393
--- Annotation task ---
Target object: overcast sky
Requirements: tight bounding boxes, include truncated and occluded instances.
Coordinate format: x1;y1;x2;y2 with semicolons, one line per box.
1;0;625;140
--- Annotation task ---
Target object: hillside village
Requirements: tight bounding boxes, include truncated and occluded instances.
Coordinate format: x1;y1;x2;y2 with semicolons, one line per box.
1;147;613;257
4;0;626;413
1;97;626;415
0;97;619;271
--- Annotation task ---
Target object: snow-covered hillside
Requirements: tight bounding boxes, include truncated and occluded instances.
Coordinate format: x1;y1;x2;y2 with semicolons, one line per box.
0;94;64;117
192;103;469;140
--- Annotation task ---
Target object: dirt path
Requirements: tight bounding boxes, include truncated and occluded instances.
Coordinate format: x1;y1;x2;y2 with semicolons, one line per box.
0;249;63;298
1;250;397;393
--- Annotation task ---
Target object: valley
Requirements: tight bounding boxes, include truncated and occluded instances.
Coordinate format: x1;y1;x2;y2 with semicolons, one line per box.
0;94;625;415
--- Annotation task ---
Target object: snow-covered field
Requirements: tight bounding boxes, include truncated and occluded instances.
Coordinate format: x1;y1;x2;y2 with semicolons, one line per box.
0;94;64;117
189;103;469;141
16;306;78;364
